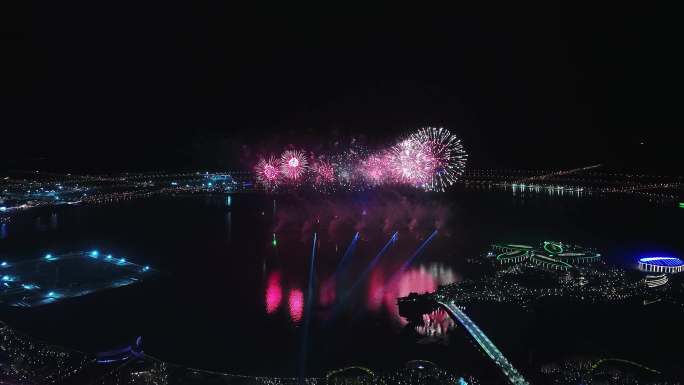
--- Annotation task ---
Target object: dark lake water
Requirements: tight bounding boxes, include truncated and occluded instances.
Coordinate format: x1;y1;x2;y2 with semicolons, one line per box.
0;189;682;380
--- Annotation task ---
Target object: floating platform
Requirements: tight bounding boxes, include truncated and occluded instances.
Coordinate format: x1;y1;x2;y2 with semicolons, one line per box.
0;251;155;307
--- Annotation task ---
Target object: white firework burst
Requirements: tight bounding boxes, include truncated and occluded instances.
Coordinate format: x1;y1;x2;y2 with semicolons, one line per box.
408;127;467;191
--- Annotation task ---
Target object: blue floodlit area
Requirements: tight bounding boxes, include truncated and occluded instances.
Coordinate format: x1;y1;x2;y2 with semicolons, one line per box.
0;251;156;307
638;256;684;267
638;255;684;274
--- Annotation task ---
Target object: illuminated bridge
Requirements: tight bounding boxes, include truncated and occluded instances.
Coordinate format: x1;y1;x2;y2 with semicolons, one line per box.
437;301;529;385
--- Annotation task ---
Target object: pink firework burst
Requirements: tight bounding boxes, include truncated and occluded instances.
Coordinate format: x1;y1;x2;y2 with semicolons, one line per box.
255;156;280;186
280;149;309;180
314;160;335;185
389;138;438;187
360;154;391;185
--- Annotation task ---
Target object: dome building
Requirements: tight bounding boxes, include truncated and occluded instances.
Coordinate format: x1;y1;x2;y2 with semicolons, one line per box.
638;256;684;274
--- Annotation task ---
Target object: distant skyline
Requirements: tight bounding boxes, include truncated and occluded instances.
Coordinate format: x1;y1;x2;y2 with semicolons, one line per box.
2;4;681;172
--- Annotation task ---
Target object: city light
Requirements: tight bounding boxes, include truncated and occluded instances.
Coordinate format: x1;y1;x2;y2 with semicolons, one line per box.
90;250;99;258
44;254;55;261
1;261;7;267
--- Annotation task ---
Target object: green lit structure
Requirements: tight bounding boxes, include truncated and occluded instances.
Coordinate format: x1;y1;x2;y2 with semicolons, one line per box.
491;241;601;271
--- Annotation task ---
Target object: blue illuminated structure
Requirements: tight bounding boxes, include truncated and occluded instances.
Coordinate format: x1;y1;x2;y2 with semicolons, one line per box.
207;173;234;183
1;261;7;267
96;336;144;364
0;250;157;307
638;256;684;274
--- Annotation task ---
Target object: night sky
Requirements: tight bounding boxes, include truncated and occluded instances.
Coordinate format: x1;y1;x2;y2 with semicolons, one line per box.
2;4;682;172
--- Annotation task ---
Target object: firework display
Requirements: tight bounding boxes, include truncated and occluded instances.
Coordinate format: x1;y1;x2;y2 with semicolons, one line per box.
408;127;468;191
331;141;369;190
390;139;436;187
279;150;309;181
255;156;280;188
313;160;335;186
254;127;467;192
360;154;390;186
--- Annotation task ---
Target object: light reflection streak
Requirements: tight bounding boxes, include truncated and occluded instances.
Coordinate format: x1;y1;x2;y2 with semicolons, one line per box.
262;226;458;327
367;269;385;312
374;263;460;325
265;262;458;326
319;278;336;307
288;288;304;323
415;308;456;338
383;266;438;325
265;272;282;314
